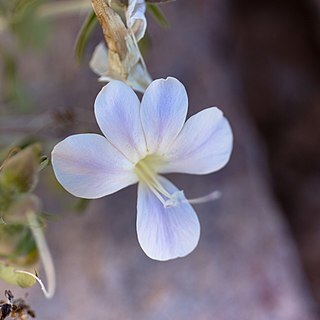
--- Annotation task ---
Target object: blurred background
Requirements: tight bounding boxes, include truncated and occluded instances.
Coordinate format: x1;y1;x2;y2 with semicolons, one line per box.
0;0;319;319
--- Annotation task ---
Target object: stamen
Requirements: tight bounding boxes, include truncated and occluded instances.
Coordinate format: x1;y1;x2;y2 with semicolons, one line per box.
147;184;167;206
186;190;221;204
135;165;165;204
135;159;177;207
136;161;171;198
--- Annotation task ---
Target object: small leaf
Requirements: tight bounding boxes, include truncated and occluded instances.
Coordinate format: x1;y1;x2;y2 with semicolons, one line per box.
0;263;36;288
74;10;98;63
147;3;169;27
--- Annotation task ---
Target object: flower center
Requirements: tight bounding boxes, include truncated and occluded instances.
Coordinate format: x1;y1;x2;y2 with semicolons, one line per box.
134;154;182;208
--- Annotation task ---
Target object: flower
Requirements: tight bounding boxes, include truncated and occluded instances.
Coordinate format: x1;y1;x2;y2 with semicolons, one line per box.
51;77;233;261
90;0;151;92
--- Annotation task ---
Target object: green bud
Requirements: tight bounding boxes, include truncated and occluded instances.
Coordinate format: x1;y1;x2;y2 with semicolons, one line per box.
0;262;36;288
0;144;41;195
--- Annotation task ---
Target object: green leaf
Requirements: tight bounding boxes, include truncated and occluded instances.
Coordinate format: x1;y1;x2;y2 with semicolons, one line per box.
147;3;169;27
0;263;36;288
74;10;98;63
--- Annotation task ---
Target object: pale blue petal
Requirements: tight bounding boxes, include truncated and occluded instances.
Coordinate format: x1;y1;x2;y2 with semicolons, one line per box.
51;134;137;199
160;107;233;175
94;81;147;163
89;42;109;77
140;77;188;154
137;176;200;261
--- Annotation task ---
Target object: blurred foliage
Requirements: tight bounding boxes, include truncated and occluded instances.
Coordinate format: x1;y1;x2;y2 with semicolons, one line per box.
0;0;49;49
147;3;169;27
0;0;50;110
0;49;32;109
0;144;44;288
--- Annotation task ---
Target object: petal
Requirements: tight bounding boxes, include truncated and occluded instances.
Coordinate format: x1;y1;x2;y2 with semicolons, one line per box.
89;42;109;76
94;81;147;163
160;107;233;175
126;62;152;93
140;77;188;154
93;48;152;93
126;0;147;41
137;176;200;261
51;134;137;199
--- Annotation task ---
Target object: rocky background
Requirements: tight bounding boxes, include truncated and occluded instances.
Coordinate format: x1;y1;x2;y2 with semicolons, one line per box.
0;0;320;319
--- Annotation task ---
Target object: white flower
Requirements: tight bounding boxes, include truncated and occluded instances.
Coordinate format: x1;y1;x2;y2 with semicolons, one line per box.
51;77;233;261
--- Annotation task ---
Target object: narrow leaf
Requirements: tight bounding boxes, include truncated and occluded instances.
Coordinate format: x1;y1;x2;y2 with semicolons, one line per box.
74;10;98;63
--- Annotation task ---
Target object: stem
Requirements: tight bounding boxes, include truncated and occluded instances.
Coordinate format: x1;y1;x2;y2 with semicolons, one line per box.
17;211;56;299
